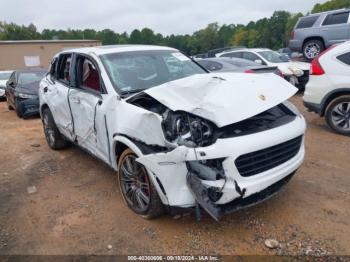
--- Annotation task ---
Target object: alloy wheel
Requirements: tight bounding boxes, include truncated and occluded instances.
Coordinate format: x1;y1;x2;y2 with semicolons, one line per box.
43;112;55;146
305;43;321;59
331;102;350;132
119;154;151;213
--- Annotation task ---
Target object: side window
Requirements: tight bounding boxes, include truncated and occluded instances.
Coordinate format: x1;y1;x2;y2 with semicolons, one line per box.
323;12;349;26
57;54;72;85
242;52;261;62
221;52;242;58
296;16;319;29
206;61;223;71
337;52;350;65
49;58;57;78
76;56;101;93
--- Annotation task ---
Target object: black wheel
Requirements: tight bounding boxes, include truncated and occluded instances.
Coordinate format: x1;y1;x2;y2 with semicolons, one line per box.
42;107;70;149
118;148;163;219
325;95;350;136
303;39;324;60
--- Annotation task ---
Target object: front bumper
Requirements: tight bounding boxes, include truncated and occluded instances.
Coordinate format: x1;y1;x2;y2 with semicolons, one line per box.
16;97;40;118
137;115;306;218
0;89;5;98
303;101;321;114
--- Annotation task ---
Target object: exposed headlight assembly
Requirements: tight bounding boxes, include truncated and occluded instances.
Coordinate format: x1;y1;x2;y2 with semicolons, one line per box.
288;67;304;77
17;93;37;99
162;110;215;147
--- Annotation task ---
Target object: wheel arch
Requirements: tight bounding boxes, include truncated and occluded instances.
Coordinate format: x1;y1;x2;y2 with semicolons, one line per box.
303;36;325;49
113;135;145;170
321;88;350;116
40;103;50;119
112;135;170;206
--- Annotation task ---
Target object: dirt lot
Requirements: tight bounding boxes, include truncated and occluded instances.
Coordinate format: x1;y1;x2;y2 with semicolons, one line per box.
0;94;349;256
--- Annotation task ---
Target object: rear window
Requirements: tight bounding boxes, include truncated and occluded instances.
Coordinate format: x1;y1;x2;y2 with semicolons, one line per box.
323;12;349;26
220;52;242;58
337;52;350;65
296;16;319;29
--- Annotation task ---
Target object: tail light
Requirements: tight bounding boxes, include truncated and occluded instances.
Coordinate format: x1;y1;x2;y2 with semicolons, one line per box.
310;58;325;75
244;69;254;74
310;45;336;75
291;30;295;40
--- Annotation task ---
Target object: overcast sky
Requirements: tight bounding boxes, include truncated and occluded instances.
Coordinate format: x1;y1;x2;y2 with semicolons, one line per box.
0;0;329;35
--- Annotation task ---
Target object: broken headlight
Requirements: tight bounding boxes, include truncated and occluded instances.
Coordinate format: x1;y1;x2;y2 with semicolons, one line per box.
162;110;215;147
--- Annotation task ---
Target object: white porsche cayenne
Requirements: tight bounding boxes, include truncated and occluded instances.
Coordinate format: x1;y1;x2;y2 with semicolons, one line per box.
39;45;306;220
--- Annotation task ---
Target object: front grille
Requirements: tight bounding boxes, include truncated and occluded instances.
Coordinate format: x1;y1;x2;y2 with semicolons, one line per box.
235;136;303;177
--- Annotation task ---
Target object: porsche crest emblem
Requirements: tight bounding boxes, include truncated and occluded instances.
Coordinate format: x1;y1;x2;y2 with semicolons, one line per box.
259;94;266;101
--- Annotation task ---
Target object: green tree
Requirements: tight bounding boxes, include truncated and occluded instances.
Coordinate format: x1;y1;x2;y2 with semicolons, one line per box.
312;0;350;13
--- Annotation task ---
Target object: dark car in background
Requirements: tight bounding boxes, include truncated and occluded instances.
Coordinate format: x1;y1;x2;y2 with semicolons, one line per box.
196;57;282;75
5;69;47;118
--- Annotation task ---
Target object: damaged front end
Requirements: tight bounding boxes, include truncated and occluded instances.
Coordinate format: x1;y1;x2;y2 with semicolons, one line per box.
127;86;305;221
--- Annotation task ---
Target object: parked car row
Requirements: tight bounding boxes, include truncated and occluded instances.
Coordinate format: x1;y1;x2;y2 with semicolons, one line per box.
2;41;349;220
215;48;310;90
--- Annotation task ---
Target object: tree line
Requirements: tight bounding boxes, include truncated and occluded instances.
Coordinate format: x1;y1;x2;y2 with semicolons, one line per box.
0;0;349;55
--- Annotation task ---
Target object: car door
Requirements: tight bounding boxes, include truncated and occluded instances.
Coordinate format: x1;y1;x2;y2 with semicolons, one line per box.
42;54;74;140
68;54;110;163
321;11;350;44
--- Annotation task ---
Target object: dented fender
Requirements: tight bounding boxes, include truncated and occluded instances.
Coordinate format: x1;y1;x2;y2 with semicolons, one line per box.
137;146;199;207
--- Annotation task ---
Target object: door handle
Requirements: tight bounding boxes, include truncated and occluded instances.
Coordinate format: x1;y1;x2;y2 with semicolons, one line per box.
321;28;329;31
71;97;81;104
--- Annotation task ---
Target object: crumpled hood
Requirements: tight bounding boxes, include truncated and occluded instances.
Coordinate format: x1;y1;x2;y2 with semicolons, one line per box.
144;73;298;127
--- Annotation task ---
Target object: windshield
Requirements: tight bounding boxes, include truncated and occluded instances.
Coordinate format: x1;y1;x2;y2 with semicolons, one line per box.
0;72;11;80
100;50;206;95
18;71;46;85
224;58;260;67
257;51;290;63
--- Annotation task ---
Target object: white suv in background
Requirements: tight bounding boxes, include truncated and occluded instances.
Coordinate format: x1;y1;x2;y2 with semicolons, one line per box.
39;45;305;220
304;41;350;136
216;48;310;89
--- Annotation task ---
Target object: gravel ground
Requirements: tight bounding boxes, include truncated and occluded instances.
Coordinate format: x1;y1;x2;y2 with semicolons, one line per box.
0;94;349;256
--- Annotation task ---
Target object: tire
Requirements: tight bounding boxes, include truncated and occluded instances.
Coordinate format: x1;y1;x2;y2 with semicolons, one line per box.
15;99;23;118
42;107;70;149
117;148;163;219
325;95;350;136
303;39;324;60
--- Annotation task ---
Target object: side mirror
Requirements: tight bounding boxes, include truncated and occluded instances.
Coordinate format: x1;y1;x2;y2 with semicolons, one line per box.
254;59;263;65
8;81;15;88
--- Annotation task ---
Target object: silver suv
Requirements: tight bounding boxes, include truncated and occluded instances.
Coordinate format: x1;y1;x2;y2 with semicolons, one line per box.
290;9;350;60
